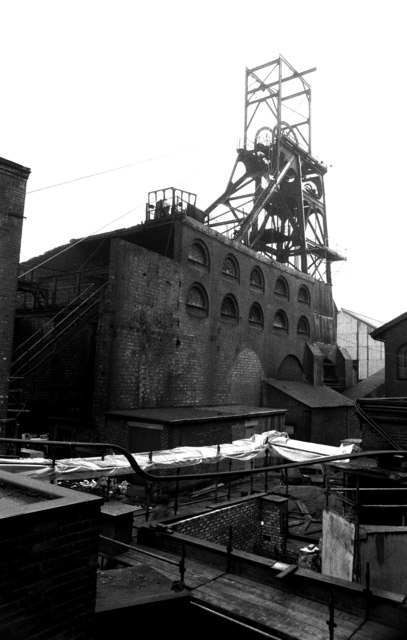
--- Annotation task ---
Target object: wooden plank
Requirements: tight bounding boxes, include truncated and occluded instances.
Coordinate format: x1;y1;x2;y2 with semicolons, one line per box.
195;577;358;639
275;564;298;579
216;574;363;634
194;584;319;640
196;581;363;640
351;620;406;640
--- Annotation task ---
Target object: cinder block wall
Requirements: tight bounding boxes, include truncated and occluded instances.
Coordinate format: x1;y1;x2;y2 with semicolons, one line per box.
0;471;102;640
0;158;30;423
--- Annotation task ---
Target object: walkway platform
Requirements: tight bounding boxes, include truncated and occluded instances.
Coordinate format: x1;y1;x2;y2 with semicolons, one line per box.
106;544;405;640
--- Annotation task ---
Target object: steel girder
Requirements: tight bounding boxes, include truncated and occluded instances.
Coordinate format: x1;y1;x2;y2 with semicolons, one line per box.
204;56;344;284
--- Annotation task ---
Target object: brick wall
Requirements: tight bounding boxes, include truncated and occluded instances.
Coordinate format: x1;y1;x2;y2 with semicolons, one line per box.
172;497;261;551
16;214;339;437
0;471;102;639
257;495;288;557
170;494;288;556
94;232;334;423
0;159;30;423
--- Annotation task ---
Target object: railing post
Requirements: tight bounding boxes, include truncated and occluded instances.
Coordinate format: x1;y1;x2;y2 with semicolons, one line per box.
227;458;232;501
179;544;186;585
174;468;180;515
51;276;57;305
214;444;220;503
226;525;233;572
145;481;152;521
264;446;269;493
354;475;361;583
325;473;330;509
50;450;56;485
364;562;371;620
326;591;337;640
250;459;254;494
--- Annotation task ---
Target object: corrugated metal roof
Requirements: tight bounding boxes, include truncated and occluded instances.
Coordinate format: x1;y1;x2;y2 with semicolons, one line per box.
264;379;355;408
339;308;382;329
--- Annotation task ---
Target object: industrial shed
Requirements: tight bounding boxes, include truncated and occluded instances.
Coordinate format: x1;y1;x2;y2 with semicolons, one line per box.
262;379;359;446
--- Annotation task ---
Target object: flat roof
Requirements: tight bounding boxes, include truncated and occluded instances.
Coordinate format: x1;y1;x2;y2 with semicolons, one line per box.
105;405;285;425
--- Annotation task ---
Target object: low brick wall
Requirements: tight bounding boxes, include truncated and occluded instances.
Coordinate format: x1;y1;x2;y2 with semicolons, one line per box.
0;470;102;639
150;493;288;558
172;495;262;552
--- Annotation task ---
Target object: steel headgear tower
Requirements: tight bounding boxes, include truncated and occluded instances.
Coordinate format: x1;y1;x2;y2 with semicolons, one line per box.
205;55;344;284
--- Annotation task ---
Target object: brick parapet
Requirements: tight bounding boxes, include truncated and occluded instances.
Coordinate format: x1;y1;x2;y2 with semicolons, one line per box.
0;470;101;639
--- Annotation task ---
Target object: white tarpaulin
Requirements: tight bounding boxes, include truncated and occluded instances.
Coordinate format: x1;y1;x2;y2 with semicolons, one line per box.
0;430;356;482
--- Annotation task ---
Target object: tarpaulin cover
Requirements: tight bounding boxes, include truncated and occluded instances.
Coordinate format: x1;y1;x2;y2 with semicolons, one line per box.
0;430;355;482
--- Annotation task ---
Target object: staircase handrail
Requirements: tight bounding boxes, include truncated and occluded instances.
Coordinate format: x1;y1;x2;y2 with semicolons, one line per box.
14;296;103;377
11;282;108;374
13;283;97;358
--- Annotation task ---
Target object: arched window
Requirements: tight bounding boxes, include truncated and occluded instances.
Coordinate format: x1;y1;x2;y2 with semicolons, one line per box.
273;310;288;332
249;267;264;291
222;254;239;281
249;302;264;328
298;285;310;305
274;276;289;299
221;294;239;322
188;240;210;269
397;344;407;379
297;316;310;337
186;283;208;317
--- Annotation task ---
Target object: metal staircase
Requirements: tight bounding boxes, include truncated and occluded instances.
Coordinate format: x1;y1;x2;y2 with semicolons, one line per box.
10;281;108;379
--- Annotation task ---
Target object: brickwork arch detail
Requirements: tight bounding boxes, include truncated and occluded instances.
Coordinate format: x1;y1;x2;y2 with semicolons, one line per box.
230;348;263;404
277;354;304;381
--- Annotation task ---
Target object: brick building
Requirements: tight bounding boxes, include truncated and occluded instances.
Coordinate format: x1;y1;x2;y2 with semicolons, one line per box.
11;202;355;449
370;311;407;397
0;157;30;432
262;379;359;443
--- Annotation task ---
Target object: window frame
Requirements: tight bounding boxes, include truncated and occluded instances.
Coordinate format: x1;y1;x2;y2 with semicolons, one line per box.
274;276;289;299
249;266;265;292
220;293;239;323
186;282;209;318
273;309;289;332
298;285;310;305
249;302;264;328
397;344;407;380
222;254;240;282
297;315;310;337
188;239;210;269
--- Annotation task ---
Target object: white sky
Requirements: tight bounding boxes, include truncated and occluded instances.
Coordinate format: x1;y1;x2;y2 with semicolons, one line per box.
2;0;406;325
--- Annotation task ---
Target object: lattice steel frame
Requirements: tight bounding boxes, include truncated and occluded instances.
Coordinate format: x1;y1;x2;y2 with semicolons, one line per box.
205;55;344;283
